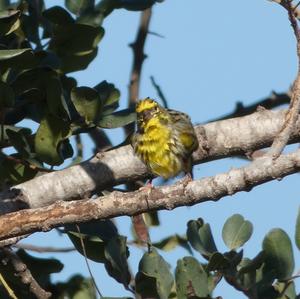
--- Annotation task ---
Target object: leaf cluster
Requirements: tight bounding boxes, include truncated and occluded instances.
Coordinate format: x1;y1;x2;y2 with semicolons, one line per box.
5;211;294;299
0;0;142;189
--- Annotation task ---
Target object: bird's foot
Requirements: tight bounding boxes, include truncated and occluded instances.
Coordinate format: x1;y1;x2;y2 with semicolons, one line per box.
138;180;154;209
180;172;193;187
138;179;154;193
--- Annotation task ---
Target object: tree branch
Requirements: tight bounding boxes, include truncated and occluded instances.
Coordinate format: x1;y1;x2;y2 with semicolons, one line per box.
13;243;75;253
207;92;290;122
0;247;51;299
0;235;30;248
125;8;153;246
0;148;300;241
268;1;300;158
125;8;152;136
1;108;300;214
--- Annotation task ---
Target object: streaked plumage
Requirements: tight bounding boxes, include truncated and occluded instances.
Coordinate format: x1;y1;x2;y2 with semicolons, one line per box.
131;98;198;179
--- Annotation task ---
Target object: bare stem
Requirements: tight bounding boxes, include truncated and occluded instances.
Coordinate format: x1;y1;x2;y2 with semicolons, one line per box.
268;1;300;159
125;8;152;136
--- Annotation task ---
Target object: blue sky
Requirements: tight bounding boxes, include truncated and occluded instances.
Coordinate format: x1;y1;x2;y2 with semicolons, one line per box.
21;0;300;298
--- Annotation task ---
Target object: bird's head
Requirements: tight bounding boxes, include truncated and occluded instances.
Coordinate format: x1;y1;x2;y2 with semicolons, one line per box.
136;98;162;127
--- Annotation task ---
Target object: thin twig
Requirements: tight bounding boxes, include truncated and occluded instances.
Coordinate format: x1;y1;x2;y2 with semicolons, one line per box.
13;243;75;253
125;8;152;136
1;247;51;299
75;224;103;298
150;76;169;108
207;92;291;122
0;273;18;299
89;128;112;153
5;155;52;173
268;1;300;159
72;134;83;164
294;1;300;11
0;235;30;248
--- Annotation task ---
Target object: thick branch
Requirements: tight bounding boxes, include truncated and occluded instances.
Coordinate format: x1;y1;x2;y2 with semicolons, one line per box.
2;108;300;214
0;149;300;241
1;247;51;299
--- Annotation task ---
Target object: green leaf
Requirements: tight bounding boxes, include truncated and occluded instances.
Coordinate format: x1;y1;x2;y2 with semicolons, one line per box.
0;48;35;69
94;80;120;111
255;263;277;297
72;278;96;299
66;219;118;241
175;256;209;299
186;219;218;258
71;86;103;125
98;108;136;128
262;228;295;280
35;114;72;165
237;258;256;290
59;48;98;73
66;0;95;16
144;211;160;226
82;0;118;26
76;9;105;26
0;126;31;145
49;23;104;55
66;219;119;263
224;249;243;268
34;51;61;69
12;68;70;119
295;207;300;250
68;231;106;263
0;10;20;36
206;252;230;272
18;249;63;288
0;48;33;60
135;248;174;299
97;0;158;12
152;234;193;255
48;22;104;72
104;236;131;288
222;214;253;250
274;281;297;299
207;272;222;294
61;75;77;94
43;6;74;25
0;153;38;188
0;80;14;108
238;251;266;275
21;13;40;45
46;76;70;118
6;128;33;158
117;0;157;11
17;249;63;277
54;275;97;299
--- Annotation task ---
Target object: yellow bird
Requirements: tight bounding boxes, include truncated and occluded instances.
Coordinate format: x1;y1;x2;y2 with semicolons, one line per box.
132;98;198;180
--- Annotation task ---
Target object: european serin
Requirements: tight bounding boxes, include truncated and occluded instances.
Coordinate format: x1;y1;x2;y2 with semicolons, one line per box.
132;98;198;179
